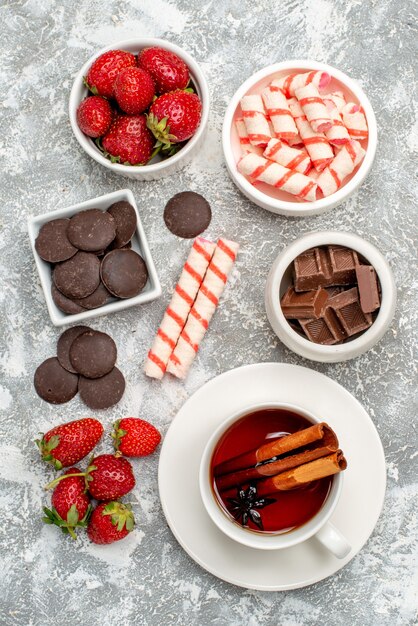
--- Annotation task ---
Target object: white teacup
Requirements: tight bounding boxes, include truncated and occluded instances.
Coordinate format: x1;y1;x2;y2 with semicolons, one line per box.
199;402;351;558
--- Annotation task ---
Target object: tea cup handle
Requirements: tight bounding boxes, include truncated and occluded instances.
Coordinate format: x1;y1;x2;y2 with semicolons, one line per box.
314;522;351;559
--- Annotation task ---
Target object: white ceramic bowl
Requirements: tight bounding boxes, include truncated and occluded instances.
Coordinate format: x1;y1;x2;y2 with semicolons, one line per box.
265;231;396;362
69;39;210;181
28;189;161;327
222;60;377;217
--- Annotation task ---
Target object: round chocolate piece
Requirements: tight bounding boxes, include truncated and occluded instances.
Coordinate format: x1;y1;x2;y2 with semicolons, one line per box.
101;250;148;299
107;201;137;248
67;209;116;252
163;191;211;238
69;330;117;379
73;281;112;310
53;251;101;299
51;283;86;315
78;367;125;410
57;325;90;373
35;218;78;263
34;357;79;404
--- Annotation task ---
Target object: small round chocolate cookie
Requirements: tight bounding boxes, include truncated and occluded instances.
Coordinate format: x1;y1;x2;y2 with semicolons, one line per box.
78;367;125;410
34;357;79;404
53;251;101;299
57;325;90;373
73;281;112;310
69;330;117;379
107;201;137;248
163;191;211;238
35;218;78;263
51;283;86;315
67;209;116;252
101;249;148;299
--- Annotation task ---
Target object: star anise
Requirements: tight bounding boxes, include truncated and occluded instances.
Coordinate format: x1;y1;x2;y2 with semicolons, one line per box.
226;483;275;530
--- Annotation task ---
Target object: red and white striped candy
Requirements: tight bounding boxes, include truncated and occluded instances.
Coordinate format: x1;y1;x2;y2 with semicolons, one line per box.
240;95;271;147
261;85;298;142
144;238;216;379
316;140;366;197
272;71;331;99
263;138;311;174
295;83;332;133
288;98;334;172
167;239;239;379
238;152;317;201
328;91;346;113
235;118;263;155
341;103;369;140
323;97;350;146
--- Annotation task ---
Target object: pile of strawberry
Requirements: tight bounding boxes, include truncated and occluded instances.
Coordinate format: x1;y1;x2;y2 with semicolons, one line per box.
37;416;161;544
77;47;202;166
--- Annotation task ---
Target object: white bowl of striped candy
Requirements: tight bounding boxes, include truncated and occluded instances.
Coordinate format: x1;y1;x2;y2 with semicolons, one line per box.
222;60;377;217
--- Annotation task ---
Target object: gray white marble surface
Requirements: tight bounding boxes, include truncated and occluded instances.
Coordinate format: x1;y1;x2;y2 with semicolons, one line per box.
1;1;417;624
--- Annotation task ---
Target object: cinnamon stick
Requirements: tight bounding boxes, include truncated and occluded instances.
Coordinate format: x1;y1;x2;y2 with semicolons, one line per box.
255;451;347;496
216;442;338;491
214;422;338;476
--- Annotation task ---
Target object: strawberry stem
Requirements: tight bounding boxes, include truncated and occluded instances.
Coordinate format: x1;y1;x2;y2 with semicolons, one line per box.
44;472;85;491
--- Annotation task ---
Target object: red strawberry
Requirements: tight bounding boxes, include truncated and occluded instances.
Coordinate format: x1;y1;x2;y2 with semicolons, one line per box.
42;467;91;539
87;501;135;545
76;96;113;137
147;90;202;146
101;115;154;165
35;418;104;470
114;67;155;115
85;49;136;98
138;47;189;93
112;418;161;457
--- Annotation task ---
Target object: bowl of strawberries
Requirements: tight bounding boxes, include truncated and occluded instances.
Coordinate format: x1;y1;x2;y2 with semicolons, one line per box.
69;39;209;181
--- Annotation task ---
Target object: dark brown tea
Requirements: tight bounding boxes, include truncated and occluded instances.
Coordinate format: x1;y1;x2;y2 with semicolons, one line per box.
210;408;332;534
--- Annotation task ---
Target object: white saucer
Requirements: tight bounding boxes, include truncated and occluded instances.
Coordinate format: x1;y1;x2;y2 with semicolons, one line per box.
158;363;386;591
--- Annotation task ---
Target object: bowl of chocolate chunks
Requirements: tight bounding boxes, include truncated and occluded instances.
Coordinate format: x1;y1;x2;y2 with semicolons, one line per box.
265;231;396;362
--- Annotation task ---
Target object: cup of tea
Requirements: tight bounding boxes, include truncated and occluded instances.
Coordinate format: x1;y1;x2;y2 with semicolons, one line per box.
199;402;351;557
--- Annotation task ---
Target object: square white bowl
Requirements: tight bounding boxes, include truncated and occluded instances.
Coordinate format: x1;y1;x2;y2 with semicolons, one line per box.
28;189;161;327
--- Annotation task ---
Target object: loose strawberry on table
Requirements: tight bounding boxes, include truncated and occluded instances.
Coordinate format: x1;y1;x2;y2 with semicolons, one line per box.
114;66;155;115
101;115;154;165
112;418;161;457
138;47;190;93
85;49;136;98
147;90;202;146
87;501;135;545
35;418;104;470
76;96;113;138
42;467;91;539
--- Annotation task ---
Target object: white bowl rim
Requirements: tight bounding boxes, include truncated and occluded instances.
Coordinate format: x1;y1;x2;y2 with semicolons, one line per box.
69;38;210;175
265;231;397;360
222;60;377;215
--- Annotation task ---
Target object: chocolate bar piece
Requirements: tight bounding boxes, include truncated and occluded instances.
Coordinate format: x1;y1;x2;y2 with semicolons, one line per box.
327;287;372;337
355;265;380;313
281;286;328;319
294;246;359;292
300;307;346;345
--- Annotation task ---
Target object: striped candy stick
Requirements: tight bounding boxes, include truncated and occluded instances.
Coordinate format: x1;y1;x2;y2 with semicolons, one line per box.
235;118;263;155
144;238;216;379
288;98;334;172
273;71;331;99
323;97;351;146
261;85;298;142
294;83;333;133
328;91;346;113
240;94;272;147
263;138;312;174
166;239;239;379
237;153;317;202
316;140;366;197
341;103;369;140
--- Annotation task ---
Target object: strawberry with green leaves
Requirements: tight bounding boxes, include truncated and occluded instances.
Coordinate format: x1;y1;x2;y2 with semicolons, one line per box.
43;467;91;539
35;418;104;470
88;501;135;545
147;89;202;150
85;49;136;98
101;115;154;165
112;418;161;457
